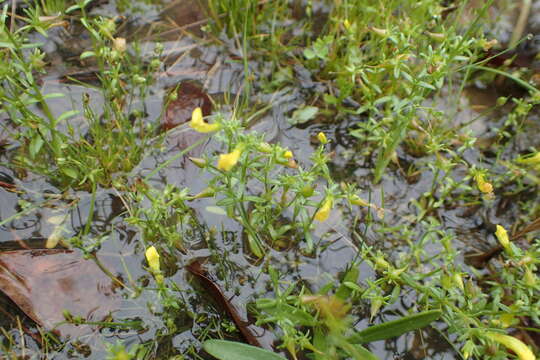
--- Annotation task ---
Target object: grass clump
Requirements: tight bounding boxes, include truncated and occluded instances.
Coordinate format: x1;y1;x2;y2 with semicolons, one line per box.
1;4;160;190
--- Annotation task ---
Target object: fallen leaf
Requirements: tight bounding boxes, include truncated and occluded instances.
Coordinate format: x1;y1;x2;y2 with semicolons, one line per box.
0;249;120;337
163;82;212;131
187;259;274;350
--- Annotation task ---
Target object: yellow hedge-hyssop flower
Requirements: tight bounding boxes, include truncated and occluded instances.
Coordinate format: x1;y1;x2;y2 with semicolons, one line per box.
145;246;163;284
189;107;221;133
217;147;242;171
315;197;333;222
475;173;493;194
495;225;510;249
317;132;328;144
486;332;536;360
283;150;293;159
145;246;160;272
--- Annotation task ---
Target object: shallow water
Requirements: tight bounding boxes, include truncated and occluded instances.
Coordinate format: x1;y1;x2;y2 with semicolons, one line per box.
1;0;539;359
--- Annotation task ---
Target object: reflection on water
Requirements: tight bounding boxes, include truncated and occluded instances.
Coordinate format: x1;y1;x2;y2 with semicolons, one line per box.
1;0;539;359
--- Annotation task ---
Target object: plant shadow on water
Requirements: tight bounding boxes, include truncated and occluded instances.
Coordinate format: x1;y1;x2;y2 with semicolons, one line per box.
0;0;539;359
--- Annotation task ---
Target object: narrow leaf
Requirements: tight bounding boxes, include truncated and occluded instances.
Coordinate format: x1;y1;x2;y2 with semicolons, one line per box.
203;340;286;360
349;310;442;344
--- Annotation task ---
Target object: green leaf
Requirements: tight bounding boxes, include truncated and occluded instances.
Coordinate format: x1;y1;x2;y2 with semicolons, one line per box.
55;110;79;126
43;92;66;99
349;310;442;344
289;106;319;125
29;135;44;159
0;41;15;49
352;344;379;360
203;340;286;360
244;196;268;203
417;81;436;90
303;48;316;60
80;51;96;60
257;303;316;326
61;166;79;180
247;233;263;258
335;266;360;300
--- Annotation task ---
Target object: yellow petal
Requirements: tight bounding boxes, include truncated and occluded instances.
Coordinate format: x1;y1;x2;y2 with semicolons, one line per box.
486;332;536;360
217;148;242;171
475;174;493;194
145;246;160;273
315;198;333;222
189;107;221;133
495;225;510;248
283;150;293;159
317;132;328;144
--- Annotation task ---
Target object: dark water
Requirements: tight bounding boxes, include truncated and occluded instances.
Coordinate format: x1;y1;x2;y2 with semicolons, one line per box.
1;0;539;359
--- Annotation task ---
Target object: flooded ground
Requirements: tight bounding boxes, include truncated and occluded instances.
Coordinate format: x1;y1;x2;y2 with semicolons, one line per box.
1;0;539;359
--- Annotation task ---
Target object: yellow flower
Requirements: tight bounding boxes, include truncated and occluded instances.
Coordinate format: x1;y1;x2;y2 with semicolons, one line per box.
217;147;242;171
189;107;221;133
145;246;160;273
315;197;333;222
474;173;493;194
485;332;536;360
317;132;328;144
495;225;510;249
283;150;293;159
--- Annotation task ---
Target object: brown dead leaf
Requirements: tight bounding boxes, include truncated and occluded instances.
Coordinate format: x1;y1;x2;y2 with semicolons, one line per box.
163;82;211;131
187;259;275;350
0;249;120;337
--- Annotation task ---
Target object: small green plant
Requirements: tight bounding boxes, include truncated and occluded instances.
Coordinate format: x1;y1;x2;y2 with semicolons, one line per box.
185;108;353;256
0;4;162;190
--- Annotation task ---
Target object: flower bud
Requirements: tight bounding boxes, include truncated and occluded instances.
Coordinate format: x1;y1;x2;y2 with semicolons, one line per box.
257;142;272;153
300;185;314;198
350;195;369;207
453;273;464;292
188;157;207;168
189;187;215;200
317;132;328;144
495;225;510;249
